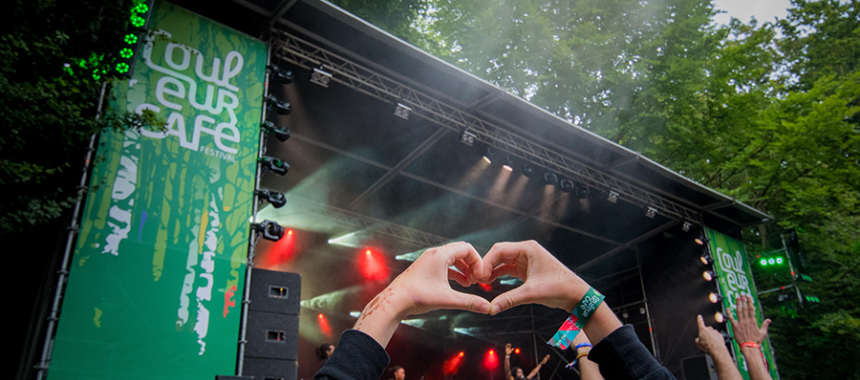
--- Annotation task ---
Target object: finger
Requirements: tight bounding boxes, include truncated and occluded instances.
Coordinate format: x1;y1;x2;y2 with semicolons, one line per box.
453;259;475;283
697;314;706;331
727;308;738;326
746;295;756;320
448;268;471;287
737;296;747;320
761;318;771;335
443;242;485;281
486;264;520;283
481;242;528;282
438;289;491;314
489;284;534;315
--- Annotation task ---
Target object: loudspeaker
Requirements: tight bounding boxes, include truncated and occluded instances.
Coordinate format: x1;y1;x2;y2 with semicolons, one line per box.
244;357;298;380
681;354;719;380
246;311;299;360
250;269;302;315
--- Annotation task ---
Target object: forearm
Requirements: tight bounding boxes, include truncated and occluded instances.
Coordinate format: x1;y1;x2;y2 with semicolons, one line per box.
578;357;604;380
526;364;541;379
559;282;623;344
710;350;742;380
741;347;773;380
353;289;404;348
504;354;512;380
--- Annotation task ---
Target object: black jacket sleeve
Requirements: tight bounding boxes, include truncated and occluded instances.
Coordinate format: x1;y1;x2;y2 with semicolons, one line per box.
314;329;390;380
588;325;677;380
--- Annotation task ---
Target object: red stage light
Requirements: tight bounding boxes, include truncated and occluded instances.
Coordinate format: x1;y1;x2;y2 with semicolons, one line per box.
459;352;465;357
444;352;466;374
257;226;296;269
514;348;520;355
484;348;499;369
360;249;389;280
317;313;332;338
478;283;492;292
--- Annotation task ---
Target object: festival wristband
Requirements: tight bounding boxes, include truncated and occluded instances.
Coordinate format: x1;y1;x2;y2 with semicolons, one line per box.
739;342;760;348
565;351;590;369
574;343;593;352
547;287;605;350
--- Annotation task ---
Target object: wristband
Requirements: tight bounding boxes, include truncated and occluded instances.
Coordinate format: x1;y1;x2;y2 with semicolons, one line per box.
565;350;590;369
574;343;593;351
548;287;605;350
739;342;760;348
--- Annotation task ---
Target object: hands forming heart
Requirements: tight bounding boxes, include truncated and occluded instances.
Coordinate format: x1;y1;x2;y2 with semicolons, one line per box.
354;240;621;348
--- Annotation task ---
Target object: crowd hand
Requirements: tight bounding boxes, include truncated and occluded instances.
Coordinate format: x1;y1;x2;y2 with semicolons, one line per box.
540;354;550;365
695;315;728;356
480;240;590;315
727;294;771;344
505;343;514;355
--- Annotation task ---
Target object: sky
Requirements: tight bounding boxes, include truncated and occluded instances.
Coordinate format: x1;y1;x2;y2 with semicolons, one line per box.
712;0;794;25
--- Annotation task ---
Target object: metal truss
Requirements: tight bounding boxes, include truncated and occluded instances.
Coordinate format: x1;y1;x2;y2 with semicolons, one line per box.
270;30;703;223
289;197;452;249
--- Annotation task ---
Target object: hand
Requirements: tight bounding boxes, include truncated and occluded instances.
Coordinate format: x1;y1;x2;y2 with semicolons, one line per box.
540;354;550;365
481;240;589;314
354;242;491;347
728;294;771;344
505;343;514;355
696;315;729;357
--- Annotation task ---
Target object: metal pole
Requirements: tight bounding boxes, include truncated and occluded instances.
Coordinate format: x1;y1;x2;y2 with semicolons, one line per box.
779;234;803;307
237;44;272;376
530;305;540;380
634;244;658;359
35;81;107;380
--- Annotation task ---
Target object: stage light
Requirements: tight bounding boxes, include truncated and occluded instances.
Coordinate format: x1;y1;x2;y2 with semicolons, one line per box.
714;312;725;323
514;348;520;354
608;190;619;203
394;103;412;120
459;352;465;357
521;163;537;177
310;67;333;87
502;155;516;172
360;249;389;280
682;221;692;232
559;179;575;193
544;173;558;185
503;164;513;172
461;129;477;146
478;283;492;292
776;257;783;264
700;252;713;265
444;351;466;375
260;156;289;176
318;313;332;338
574;183;590;199
484;348;499;369
265;94;292;115
760;258;768;266
703;270;715;281
251;220;285;241
768;258;776;265
645;207;657;218
695;231;710;246
268;64;294;85
255;189;287;208
261;121;291;142
349;311;361;318
483;147;497;164
709;293;722;304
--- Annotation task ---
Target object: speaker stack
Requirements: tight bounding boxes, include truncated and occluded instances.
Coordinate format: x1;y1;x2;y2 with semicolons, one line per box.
680;354;719;380
241;268;302;380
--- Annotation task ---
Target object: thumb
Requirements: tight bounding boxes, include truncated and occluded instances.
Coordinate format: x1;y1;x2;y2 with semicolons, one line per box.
761;318;772;334
489;285;533;315
443;290;491;314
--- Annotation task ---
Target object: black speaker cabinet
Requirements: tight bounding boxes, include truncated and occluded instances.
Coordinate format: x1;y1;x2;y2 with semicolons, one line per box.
250;269;301;315
243;357;298;380
246;310;299;360
681;354;719;380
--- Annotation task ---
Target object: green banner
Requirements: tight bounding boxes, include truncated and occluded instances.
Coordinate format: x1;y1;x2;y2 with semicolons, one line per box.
706;228;780;380
48;2;265;379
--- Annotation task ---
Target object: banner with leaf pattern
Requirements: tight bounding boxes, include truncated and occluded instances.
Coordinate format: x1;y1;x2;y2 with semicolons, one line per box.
49;2;264;378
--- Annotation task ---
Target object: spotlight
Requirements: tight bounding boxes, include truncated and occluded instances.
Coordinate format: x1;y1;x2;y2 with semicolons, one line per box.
703;270;715;281
483;147;497;164
514;348;520;355
461;129;477;146
714;311;725;323
607;190;619;203
574;183;590;199
700;252;713;265
268;64;294;85
645;207;657;218
459;352;465;357
255;188;287;208
639;307;646;315
543;173;558;185
265;94;292;115
503;155;515;172
261;121;291;142
559;179;575;193
522;163;537;178
708;293;722;304
251;220;285;241
310;67;332;87
394;103;412;120
260;156;289;176
695;231;710;246
682;221;692;232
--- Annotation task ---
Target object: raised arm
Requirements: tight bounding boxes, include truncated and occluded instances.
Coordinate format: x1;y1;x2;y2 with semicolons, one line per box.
695;315;742;380
505;343;514;380
728;295;773;380
525;354;549;380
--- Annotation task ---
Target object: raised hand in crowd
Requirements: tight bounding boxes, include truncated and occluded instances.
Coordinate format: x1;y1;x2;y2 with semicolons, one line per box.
695;315;741;380
728;295;773;380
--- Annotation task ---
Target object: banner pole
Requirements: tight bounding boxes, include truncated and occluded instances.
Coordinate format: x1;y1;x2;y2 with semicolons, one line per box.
237;42;272;376
35;80;107;380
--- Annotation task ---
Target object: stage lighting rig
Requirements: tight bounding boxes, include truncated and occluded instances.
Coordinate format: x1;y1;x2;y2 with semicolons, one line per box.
708;292;723;304
703;270;716;281
544;173;559;185
251;220;286;241
268;64;294;85
714;311;725;323
460;129;476;146
700;252;713;265
310;67;333;87
521;163;537;178
265;94;292;115
574;183;590;199
682;221;692;232
255;189;287;208
260;156;289;176
503;155;515;172
607;190;619;203
695;231;710;246
394;103;412;120
559;179;575;193
261;121;291;142
483;147;497;164
645;207;657;218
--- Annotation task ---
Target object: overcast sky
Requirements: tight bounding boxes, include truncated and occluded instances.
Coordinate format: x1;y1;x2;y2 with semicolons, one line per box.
712;0;793;25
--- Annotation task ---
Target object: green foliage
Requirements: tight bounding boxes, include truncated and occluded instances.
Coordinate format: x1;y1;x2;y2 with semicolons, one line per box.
0;0;159;234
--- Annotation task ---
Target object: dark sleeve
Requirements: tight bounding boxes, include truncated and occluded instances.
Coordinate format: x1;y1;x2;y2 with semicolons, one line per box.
314;329;390;380
588;325;677;380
